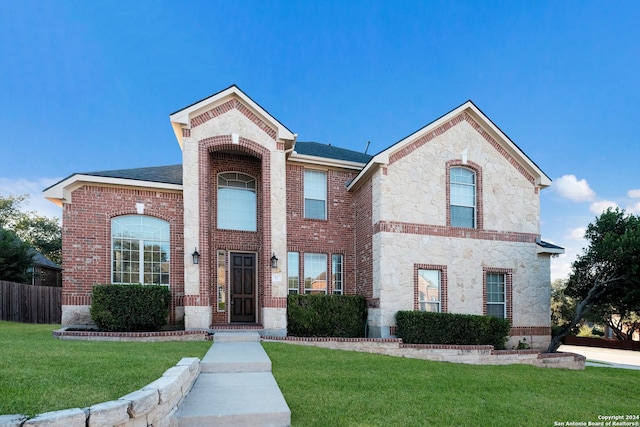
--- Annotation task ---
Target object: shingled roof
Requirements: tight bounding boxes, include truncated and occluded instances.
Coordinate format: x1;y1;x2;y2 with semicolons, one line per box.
294;141;372;164
80;164;183;185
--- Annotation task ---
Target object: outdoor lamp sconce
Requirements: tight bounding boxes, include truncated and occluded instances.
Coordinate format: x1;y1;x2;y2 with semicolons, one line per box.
271;253;278;269
192;248;200;265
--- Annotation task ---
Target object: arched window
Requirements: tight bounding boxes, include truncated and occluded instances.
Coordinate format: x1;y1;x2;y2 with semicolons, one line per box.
217;172;257;231
111;215;170;285
449;167;476;228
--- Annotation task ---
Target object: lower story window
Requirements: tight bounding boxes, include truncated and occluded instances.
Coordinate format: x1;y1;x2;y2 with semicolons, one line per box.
332;254;343;295
288;252;299;295
304;253;327;294
418;269;441;312
112;215;170;286
486;272;506;318
217;250;226;312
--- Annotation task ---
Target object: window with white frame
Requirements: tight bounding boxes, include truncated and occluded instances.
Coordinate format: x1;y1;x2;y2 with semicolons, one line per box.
217;172;257;231
486;272;506;318
304;170;327;220
288;252;299;295
332;254;343;294
450;167;476;228
112;215;170;285
304;253;327;294
418;269;441;312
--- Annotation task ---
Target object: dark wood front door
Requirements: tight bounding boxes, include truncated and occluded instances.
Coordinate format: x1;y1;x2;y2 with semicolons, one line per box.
230;253;256;323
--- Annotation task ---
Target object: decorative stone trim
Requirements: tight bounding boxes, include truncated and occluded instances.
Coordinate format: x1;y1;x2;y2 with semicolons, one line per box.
1;358;201;427
190;99;277;140
262;337;585;370
373;221;538;243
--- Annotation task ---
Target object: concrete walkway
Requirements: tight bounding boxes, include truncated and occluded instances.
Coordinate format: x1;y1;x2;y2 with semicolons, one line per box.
175;332;291;426
559;345;640;370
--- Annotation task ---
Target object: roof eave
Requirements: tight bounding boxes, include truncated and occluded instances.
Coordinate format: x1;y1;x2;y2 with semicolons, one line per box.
349;100;552;190
347;152;389;191
44;174;183;206
287;152;367;171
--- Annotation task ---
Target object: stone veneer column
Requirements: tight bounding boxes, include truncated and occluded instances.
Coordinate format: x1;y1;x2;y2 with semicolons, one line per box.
182;135;210;329
262;146;287;335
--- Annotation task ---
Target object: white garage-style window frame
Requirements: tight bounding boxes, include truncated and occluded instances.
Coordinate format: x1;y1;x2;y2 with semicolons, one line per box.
217;172;257;231
111;215;170;286
304;169;327;220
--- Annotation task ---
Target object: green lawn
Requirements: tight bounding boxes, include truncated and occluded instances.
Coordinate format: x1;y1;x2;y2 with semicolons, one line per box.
263;342;640;427
0;321;210;416
3;322;640;426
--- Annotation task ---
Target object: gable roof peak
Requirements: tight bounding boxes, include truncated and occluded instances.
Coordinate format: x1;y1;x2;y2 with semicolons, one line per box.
169;85;295;148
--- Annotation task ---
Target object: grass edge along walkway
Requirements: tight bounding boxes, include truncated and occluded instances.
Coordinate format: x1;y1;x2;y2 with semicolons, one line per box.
263;341;640;427
0;321;210;416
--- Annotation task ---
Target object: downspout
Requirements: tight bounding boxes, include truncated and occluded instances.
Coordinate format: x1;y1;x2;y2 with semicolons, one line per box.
284;134;298;156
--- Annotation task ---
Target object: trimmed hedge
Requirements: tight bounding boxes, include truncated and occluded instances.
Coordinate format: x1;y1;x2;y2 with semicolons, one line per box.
396;311;511;350
90;284;171;331
287;294;367;337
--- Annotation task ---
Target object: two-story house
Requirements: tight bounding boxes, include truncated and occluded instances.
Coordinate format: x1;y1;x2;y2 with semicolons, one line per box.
44;85;562;349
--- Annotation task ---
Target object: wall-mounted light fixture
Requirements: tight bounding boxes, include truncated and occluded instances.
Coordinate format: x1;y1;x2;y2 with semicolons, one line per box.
271;253;278;269
192;248;200;265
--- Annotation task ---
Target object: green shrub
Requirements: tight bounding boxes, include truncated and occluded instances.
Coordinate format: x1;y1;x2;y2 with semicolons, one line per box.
90;284;171;331
287;294;367;337
395;311;511;349
576;324;596;337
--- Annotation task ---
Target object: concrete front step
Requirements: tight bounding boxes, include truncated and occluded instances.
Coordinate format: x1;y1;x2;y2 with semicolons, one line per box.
201;342;272;373
176;372;291;427
213;331;262;343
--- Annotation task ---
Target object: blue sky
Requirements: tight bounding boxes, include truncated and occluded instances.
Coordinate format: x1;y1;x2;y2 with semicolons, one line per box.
1;1;639;280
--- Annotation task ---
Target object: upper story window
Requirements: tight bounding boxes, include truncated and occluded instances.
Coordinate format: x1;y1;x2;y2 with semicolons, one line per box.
218;172;257;231
112;215;170;286
304;170;327;220
450;167;476;228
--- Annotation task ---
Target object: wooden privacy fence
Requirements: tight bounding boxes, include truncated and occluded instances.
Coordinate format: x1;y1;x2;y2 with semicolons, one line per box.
0;280;62;324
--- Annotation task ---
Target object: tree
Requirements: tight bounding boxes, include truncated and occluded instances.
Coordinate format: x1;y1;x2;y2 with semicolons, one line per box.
546;208;640;353
0;227;34;283
0;194;61;265
550;279;576;333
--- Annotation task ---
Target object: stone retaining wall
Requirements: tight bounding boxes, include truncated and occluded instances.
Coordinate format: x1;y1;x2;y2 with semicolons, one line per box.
0;357;201;427
264;337;586;370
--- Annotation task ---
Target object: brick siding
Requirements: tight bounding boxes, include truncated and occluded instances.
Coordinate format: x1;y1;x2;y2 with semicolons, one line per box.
286;164;359;295
61;185;184;323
